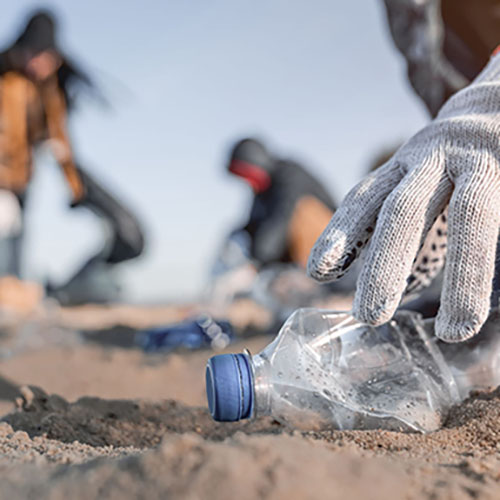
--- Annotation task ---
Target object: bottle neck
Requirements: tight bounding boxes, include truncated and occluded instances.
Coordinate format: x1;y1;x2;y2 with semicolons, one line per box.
250;354;273;417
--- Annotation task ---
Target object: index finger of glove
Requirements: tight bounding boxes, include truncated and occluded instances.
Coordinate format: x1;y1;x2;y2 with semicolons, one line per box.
353;157;451;325
307;160;403;283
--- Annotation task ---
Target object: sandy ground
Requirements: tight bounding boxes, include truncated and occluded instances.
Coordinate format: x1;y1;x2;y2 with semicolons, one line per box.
0;299;499;499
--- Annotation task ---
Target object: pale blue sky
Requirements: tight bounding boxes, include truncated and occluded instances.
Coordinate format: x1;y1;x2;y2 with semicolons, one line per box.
1;1;428;302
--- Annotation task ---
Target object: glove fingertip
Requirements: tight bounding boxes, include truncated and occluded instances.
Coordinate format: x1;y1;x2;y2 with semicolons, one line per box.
307;246;357;283
307;241;342;283
435;312;483;343
353;295;396;327
306;257;338;283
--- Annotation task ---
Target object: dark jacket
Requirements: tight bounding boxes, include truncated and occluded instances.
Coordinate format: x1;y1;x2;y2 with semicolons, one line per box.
243;160;336;265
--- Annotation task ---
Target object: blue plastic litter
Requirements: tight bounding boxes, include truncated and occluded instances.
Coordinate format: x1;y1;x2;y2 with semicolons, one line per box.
136;315;234;353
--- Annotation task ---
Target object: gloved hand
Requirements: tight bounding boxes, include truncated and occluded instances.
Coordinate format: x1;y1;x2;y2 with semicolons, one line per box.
308;52;500;343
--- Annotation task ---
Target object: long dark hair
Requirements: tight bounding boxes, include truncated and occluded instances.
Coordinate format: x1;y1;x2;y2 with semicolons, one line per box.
0;9;96;109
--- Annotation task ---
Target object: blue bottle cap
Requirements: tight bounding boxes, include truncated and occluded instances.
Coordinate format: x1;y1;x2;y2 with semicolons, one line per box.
206;353;254;422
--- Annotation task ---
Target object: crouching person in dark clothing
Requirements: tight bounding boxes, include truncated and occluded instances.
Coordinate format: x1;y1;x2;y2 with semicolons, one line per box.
210;137;353;310
228;138;336;269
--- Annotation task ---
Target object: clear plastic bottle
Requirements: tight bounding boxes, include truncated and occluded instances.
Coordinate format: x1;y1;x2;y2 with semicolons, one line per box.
205;308;500;432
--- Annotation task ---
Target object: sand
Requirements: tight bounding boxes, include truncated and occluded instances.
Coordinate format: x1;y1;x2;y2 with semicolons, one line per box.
0;301;499;499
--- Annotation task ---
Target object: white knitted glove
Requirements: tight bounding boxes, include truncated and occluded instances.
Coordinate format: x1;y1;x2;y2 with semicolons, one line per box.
308;52;500;343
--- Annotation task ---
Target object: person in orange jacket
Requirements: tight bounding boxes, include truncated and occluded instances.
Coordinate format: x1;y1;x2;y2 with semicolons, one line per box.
0;10;144;304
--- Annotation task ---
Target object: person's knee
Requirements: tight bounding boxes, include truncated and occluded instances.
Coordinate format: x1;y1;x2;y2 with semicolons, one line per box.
107;223;145;263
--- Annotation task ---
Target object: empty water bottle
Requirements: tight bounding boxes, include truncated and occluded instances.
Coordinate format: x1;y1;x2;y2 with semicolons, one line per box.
205;308;500;432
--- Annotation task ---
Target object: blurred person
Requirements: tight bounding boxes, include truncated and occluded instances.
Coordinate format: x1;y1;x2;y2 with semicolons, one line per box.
308;0;500;342
0;10;144;306
210;138;356;317
227;137;336;269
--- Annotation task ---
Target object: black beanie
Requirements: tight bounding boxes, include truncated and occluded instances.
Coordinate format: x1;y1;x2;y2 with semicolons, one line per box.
228;138;274;174
15;10;58;56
